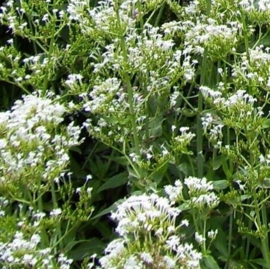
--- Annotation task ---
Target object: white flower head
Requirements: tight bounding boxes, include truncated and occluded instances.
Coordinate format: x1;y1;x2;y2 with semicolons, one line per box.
50;208;62;217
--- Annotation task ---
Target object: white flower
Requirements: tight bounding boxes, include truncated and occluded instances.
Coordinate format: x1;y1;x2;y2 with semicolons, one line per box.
50;208;62;216
208;229;218;239
86;175;92;181
195;232;206;244
176;243;202;267
200;86;222;99
166;235;180;251
184;176;214;192
164;180;183;203
124;255;143;269
0;139;7;149
167;225;176;234
30;234;40;245
191;193;220;208
163;256;176;269
66;74;83;85
181;219;189;227
140;252;153;264
179;127;190;133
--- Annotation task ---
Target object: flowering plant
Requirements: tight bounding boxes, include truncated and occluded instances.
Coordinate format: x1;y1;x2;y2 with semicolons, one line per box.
1;0;270;268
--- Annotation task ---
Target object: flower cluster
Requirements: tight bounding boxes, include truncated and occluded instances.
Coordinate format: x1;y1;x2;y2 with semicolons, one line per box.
98;175;219;268
200;84;265;137
184;176;219;210
3;0;270;267
184;19;241;59
164;179;183;204
0;92;92;268
0;231;72;269
165;176;220;212
0;92;82;189
98;190;202;269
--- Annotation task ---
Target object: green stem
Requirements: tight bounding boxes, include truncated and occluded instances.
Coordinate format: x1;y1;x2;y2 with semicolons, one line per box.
121;52;140;157
202;218;207;254
51;182;64;251
206;0;212;14
154;1;166;27
142;75;150;143
9;81;31;94
226;127;233;172
37;191;49;248
245;212;252;262
188;155;196;176
197;50;208;178
192;210;201;233
196;0;213;177
26;15;38;55
240;11;250;62
137;0;144;31
261;204;270;267
254;195;270;268
101;139;142;189
225;212;234;269
114;1;141;174
42;36;55;94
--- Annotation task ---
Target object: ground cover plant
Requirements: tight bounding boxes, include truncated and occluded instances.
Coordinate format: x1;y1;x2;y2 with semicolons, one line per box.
1;0;270;268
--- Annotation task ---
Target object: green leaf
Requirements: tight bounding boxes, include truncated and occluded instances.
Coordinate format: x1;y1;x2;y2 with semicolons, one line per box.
250;258;268;267
202;255;220;269
257;33;270;47
68;238;105;260
97;172;128;192
178;202;190;211
104;115;129;125
262;119;270;129
182;108;198;117
93;221;113;239
70;154;88;178
226;260;245;269
245;234;261;249
89;157;110;179
213;231;229;259
212;156;222;170
213;180;229;191
240;194;251;201
61;227;78;253
177;163;190;176
92;200;123;220
149;161;168;185
259;178;270;188
221;157;232;178
127;166;140;181
69;146;82;154
148;116;164;138
104;156;127;166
